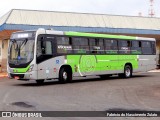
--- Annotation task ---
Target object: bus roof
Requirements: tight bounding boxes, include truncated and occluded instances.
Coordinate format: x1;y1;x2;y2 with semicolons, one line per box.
11;28;156;41
64;31;155;41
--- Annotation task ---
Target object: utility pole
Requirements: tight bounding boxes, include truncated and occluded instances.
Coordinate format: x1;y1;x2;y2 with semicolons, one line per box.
148;0;155;17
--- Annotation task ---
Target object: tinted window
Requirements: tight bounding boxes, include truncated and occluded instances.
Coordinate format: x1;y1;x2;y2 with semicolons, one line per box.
72;37;88;46
142;41;151;47
131;41;142;54
89;38;104;54
142;41;152;54
45;41;52;54
36;35;53;64
118;40;131;54
104;40;118;54
37;40;52;56
56;37;72;54
72;38;89;54
57;37;71;45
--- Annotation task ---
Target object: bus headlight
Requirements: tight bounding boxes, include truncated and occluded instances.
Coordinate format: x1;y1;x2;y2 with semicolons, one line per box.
28;65;34;72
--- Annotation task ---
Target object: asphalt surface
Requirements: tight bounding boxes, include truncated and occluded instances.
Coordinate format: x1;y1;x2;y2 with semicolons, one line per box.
0;72;160;120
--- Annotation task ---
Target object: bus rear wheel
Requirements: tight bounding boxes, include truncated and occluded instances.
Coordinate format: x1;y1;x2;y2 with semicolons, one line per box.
119;65;132;78
59;67;72;83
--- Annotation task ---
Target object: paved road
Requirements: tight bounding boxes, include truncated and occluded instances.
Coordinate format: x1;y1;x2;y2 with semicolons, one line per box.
0;72;160;120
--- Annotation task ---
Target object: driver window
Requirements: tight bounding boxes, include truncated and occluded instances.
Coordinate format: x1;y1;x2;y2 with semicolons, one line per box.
37;40;52;56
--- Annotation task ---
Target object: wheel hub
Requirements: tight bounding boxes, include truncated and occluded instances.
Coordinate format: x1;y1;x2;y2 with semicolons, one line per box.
125;68;131;77
63;72;67;80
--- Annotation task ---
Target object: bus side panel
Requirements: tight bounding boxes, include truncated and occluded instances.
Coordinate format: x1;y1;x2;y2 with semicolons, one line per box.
67;55;101;76
134;55;156;72
66;54;156;77
37;56;65;80
118;55;138;71
96;55;119;71
67;55;124;76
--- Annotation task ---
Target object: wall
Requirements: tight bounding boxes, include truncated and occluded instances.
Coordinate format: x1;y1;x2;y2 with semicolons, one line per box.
1;40;9;72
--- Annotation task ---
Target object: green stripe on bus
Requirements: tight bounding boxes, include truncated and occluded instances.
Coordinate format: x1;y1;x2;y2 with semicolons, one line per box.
66;55;138;73
65;32;136;40
13;65;30;73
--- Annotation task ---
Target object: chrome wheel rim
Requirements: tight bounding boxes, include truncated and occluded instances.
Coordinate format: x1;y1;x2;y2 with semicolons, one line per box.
63;72;68;80
125;67;131;77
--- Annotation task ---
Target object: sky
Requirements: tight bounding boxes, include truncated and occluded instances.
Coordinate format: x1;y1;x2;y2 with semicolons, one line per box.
0;0;160;18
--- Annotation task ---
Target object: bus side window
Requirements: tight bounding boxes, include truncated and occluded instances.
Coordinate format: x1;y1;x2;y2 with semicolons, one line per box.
72;37;89;54
105;39;118;54
89;38;97;54
56;37;73;54
142;41;152;54
37;40;52;55
131;41;142;54
118;40;130;54
89;38;104;54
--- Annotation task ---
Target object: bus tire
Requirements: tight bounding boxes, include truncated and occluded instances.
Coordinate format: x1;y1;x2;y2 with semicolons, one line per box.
36;80;44;84
59;67;72;83
119;64;132;78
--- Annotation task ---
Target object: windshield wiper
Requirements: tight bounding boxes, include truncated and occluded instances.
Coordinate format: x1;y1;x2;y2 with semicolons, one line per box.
20;38;28;50
17;38;28;60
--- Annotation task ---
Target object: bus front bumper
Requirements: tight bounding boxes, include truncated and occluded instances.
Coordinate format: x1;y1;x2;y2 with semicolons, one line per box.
8;71;37;80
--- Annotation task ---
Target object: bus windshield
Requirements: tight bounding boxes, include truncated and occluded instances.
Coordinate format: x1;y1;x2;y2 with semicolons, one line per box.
9;39;35;64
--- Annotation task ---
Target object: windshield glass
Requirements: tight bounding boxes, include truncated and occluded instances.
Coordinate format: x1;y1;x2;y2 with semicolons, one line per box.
9;39;35;64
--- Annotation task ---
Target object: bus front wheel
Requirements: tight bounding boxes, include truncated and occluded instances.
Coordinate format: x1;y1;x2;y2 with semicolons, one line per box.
59;67;72;83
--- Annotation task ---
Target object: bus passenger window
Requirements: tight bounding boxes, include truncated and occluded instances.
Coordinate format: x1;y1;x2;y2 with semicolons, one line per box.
89;38;104;54
131;41;142;54
105;40;118;54
118;40;130;54
57;37;73;54
142;41;152;54
72;37;89;54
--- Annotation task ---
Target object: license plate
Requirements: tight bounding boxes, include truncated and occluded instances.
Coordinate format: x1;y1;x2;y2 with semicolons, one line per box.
14;76;20;80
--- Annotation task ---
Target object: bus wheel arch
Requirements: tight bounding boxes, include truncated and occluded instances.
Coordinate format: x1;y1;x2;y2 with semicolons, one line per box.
59;65;73;83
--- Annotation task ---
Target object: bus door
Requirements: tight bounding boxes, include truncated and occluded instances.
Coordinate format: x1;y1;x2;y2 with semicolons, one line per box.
36;35;54;80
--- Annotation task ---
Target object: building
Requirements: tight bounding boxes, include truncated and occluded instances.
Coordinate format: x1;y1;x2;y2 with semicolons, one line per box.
0;9;160;72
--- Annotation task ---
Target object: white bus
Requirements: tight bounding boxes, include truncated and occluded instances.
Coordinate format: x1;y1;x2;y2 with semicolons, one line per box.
7;28;157;84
